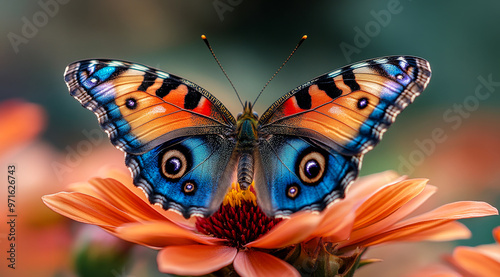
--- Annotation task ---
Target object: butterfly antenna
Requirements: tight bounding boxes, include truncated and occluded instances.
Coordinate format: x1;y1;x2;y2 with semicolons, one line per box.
202;35;244;108
252;35;307;107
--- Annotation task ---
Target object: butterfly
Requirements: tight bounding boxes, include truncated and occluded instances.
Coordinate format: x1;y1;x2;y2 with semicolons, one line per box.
64;55;431;218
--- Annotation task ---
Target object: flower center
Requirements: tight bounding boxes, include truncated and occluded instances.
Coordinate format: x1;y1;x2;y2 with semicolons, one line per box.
195;183;282;249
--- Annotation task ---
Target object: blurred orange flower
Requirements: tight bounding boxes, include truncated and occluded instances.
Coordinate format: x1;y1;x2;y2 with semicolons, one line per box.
0;99;46;156
0;99;74;277
43;170;498;276
448;226;500;276
408;227;500;277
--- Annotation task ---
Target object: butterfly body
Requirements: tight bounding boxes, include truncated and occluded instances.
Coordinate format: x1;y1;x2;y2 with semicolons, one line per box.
234;102;259;189
65;56;431;218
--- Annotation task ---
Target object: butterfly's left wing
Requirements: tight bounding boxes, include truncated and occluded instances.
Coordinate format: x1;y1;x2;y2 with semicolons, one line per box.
255;56;431;216
64;60;238;218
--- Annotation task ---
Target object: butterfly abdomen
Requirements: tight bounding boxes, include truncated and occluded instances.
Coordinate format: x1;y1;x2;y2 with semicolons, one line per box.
237;152;254;190
235;119;257;190
235;124;256;190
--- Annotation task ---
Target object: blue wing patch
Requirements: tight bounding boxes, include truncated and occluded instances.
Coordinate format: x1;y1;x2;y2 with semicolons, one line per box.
255;135;359;217
126;135;235;218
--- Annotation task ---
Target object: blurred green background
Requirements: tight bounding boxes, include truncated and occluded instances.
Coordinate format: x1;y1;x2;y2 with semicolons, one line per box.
1;0;499;276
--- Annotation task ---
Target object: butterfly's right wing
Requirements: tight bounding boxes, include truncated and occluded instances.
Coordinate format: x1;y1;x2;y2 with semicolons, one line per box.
255;56;431;217
258;56;431;156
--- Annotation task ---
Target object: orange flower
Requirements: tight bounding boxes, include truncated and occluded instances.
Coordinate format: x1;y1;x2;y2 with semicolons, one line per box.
408;227;500;277
448;226;500;277
43;170;498;276
0;99;76;277
449;227;500;277
0;99;46;156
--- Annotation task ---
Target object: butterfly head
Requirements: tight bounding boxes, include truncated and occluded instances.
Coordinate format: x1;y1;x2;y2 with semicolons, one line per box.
237;102;258;120
236;102;259;144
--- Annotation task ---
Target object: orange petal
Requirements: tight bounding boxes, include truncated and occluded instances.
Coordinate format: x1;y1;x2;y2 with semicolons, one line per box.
453;246;500;277
85;178;168;222
246;212;321;249
396;201;498;227
351;222;470;250
343;202;497;248
353;221;457;248
93;169;151;202
99;170;198;228
116;221;223;248
346;223;466;251
312;201;356;240
475;244;500;263
157;245;237;275
494;226;500;243
401;221;471;242
71;172;196;228
233;250;300;277
344;185;437;245
310;173;405;240
42;192;135;227
0;100;46;156
353;179;428;230
346;170;402;200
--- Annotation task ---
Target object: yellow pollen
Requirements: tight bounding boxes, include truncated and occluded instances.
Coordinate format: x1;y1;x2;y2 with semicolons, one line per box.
223;182;257;207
